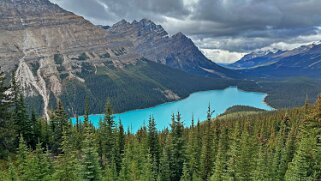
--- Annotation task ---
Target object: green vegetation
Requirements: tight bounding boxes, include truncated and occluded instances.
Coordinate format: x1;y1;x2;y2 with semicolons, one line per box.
218;105;266;119
220;105;266;115
54;54;66;73
241;77;321;109
112;48;126;56
78;52;89;61
29;61;40;76
61;60;236;115
99;52;111;59
0;67;320;180
54;54;64;65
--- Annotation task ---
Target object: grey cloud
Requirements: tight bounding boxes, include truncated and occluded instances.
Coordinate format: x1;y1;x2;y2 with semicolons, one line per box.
51;0;189;25
192;0;321;37
49;0;321;62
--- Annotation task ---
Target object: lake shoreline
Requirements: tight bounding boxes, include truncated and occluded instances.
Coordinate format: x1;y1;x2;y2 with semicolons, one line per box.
79;86;232;117
75;86;266;118
72;87;273;132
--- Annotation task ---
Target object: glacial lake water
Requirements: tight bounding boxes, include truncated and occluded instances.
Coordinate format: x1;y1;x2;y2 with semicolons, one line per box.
72;87;273;133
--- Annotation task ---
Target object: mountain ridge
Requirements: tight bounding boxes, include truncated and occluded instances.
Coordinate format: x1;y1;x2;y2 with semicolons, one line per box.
0;0;238;117
227;42;321;78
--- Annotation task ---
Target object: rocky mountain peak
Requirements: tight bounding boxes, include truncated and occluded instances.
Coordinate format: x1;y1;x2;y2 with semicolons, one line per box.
107;19;168;40
173;32;185;37
137;18;156;27
139;18;154;24
104;19;236;78
172;32;191;41
113;19;130;27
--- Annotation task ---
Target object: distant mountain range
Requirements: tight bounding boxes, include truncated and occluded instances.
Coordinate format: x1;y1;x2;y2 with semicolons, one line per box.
0;0;238;117
226;43;321;78
226;50;285;69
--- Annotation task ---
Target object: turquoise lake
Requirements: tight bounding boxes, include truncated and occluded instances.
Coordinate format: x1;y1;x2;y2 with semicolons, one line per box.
72;87;273;132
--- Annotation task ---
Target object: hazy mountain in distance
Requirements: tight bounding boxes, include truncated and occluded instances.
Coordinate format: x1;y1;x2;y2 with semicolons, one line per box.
239;43;321;78
226;50;285;69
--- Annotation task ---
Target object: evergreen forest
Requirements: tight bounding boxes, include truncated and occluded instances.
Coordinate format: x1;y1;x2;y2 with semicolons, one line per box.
0;68;320;181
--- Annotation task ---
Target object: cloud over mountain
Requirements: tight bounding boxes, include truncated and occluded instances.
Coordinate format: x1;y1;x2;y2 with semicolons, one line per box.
50;0;321;63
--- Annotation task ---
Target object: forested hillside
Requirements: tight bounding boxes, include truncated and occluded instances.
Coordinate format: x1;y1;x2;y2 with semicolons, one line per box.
0;67;321;181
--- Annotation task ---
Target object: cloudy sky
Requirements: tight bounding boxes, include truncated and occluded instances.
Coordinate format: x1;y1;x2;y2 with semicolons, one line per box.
50;0;321;64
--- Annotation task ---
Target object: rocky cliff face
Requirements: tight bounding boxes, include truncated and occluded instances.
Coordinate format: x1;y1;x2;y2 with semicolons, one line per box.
0;0;136;119
0;0;236;118
104;19;236;78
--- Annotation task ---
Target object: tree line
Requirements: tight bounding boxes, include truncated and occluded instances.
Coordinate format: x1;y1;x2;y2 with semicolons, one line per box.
0;68;320;180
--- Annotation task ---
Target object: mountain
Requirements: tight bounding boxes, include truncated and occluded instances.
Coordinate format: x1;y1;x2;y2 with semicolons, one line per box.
103;19;237;78
227;50;284;69
230;43;321;78
0;0;238;118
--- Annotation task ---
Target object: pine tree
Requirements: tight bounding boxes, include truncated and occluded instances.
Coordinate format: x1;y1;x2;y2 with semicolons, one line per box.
141;152;154;181
50;100;68;154
103;161;118;181
11;71;19;106
113;125;122;174
119;139;132;181
237;125;254;180
274;115;294;180
30;110;41;148
169;112;185;181
159;140;171;181
116;119;125;173
40;118;51;148
285;127;315;181
184;116;201;181
195;120;203;176
54;129;81;181
253;142;269;180
0;68;15;158
148;116;160;179
84;96;90;126
280;125;297;177
98;118;105;167
7;157;19;181
200;117;213;180
211;126;228;181
225;121;241;180
181;162;190;181
15;94;33;146
103;99;116;166
27;142;53;180
81;124;102;181
271;122;286;180
16;135;29;180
